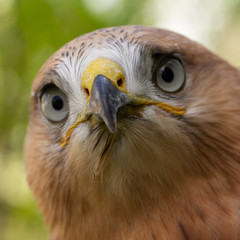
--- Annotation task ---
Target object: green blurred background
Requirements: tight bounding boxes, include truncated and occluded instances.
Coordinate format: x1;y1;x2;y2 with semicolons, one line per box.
0;0;239;239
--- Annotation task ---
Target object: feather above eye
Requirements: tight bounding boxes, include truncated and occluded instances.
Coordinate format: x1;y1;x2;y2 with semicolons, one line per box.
25;25;240;240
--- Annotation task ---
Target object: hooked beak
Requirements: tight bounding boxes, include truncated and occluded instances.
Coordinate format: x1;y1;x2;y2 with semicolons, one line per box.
80;58;130;134
60;58;185;147
87;74;131;133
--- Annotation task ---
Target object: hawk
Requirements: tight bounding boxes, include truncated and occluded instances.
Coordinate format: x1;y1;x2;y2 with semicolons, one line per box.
25;26;240;239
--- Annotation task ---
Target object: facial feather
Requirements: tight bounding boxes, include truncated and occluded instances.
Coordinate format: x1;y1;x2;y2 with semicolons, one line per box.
25;26;240;240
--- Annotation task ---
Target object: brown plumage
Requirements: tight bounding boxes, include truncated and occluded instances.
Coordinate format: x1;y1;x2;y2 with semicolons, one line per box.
25;26;240;239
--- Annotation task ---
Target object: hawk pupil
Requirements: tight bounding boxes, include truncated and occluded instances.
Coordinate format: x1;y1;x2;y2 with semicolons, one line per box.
161;66;174;83
52;96;64;110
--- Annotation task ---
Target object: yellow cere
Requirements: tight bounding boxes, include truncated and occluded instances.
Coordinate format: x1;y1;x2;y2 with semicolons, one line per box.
81;58;126;98
60;58;186;147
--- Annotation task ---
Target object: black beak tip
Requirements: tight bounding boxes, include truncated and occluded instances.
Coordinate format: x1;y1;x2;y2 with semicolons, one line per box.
88;74;130;134
107;121;117;134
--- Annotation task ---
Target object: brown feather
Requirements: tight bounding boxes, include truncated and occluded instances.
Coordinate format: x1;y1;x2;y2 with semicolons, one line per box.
25;26;240;239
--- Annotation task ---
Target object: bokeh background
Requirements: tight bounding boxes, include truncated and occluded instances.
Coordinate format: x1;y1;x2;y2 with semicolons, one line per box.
0;0;239;239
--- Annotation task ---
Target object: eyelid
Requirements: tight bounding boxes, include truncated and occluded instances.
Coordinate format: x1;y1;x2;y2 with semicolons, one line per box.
37;81;67;101
152;54;185;76
34;69;66;99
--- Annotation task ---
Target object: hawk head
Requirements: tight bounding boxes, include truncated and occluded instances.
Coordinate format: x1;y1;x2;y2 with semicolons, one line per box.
25;26;240;239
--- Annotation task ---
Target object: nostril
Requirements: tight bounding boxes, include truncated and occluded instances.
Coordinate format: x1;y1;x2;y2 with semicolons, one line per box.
85;88;90;96
117;78;123;87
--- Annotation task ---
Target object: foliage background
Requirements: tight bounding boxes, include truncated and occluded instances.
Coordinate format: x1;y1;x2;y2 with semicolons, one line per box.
0;0;239;239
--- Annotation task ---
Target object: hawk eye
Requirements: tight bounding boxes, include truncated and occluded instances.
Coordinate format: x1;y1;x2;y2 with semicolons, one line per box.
155;58;185;92
41;86;68;122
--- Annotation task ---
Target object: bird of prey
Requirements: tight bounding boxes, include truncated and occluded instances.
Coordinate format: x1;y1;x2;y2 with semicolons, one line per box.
25;26;240;240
